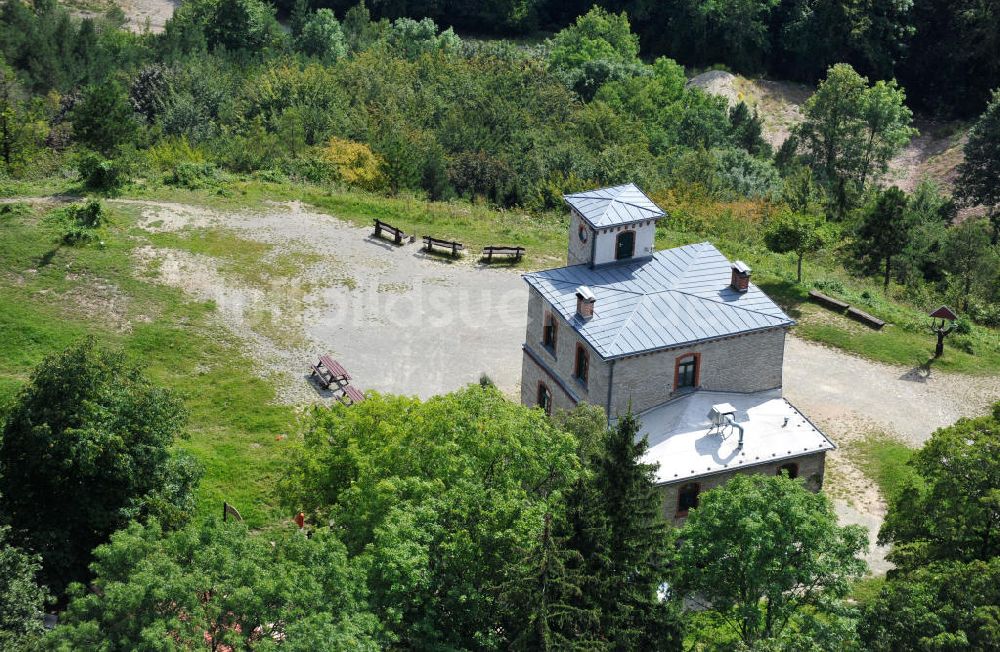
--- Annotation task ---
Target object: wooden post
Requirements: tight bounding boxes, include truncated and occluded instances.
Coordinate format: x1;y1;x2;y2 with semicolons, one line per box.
223;501;228;522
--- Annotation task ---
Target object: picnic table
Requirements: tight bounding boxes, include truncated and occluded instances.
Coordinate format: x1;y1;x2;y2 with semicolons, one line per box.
482;245;525;262
423;235;465;257
310;355;351;390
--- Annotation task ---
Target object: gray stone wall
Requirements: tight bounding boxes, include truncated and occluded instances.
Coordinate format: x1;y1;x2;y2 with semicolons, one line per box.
522;286;609;410
608;328;786;415
567;211;592;266
656;452;827;524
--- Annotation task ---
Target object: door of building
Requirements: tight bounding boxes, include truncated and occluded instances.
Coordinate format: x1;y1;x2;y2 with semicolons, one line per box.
615;230;635;260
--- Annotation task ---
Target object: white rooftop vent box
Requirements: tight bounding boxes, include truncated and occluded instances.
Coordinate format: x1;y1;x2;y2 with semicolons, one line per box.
710;403;737;425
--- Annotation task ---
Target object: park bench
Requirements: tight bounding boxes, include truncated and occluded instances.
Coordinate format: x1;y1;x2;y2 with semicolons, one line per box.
482;245;525;262
373;219;407;245
846;306;886;330
310;355;351;390
339;385;365;405
423;235;465;257
808;290;849;312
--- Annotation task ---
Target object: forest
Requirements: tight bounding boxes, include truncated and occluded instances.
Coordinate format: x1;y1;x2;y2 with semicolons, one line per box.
0;0;999;649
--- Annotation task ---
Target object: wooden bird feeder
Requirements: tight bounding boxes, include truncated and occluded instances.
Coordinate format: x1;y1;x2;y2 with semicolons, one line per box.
929;306;958;358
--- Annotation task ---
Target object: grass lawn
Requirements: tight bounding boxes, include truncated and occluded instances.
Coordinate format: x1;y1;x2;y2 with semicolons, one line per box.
0;200;296;527
843;432;918;502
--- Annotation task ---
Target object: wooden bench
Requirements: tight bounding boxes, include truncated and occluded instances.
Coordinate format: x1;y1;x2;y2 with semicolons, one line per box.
339;385;365;405
423;235;465;257
808;289;850;312
482;245;525;262
310;355;351;390
846;306;886;330
373;219;407;245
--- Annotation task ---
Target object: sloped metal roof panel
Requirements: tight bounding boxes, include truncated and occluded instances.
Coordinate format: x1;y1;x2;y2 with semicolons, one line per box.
523;242;794;359
564;183;666;228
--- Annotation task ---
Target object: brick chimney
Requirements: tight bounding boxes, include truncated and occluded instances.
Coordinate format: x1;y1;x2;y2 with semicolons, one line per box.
576;286;596;319
731;261;751;293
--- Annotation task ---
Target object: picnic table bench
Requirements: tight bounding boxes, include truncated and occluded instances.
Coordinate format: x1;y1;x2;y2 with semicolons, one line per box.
310;355;351;390
846;306;886;330
373;219;407;245
339;385;365;405
482;245;525;262
423;235;465;257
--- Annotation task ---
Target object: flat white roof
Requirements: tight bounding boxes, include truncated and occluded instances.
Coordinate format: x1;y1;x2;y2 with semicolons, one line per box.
637;389;835;485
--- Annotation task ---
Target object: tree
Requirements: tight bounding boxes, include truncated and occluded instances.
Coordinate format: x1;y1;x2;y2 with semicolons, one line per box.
765;210;828;282
674;474;868;648
0;340;201;593
72;79;139;155
879;404;1000;570
941;218;996;311
548;7;639;73
856;186;918;289
499;512;602;650
861;406;1000;651
796;64;916;216
575;410;683;649
697;0;780;72
729;100;770;156
49;519;380;649
859;558;1000;652
280;386;580;648
0;526;49;652
956;89;1000;243
204;0;283;53
297;9;348;62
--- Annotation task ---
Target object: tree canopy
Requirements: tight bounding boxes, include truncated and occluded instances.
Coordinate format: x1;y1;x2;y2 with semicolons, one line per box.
0;340;201;593
674;474;868;648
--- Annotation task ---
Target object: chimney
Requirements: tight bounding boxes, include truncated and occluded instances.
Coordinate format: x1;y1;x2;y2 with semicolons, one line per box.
576;286;596;320
730;261;751;293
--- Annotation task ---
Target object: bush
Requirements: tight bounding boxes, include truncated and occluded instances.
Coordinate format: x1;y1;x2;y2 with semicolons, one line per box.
165;161;223;189
61;198;105;245
77;151;130;192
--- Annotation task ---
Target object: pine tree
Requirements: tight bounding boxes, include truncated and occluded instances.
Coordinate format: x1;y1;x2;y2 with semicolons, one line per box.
502;512;603;650
594;409;682;649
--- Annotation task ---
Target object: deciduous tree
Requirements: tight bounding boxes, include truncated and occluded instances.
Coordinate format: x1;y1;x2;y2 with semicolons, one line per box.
0;526;49;652
673;474;867;649
765;210;828;282
0;340;201;593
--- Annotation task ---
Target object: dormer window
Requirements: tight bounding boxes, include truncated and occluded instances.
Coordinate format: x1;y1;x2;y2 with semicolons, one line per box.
542;312;558;353
615;230;636;260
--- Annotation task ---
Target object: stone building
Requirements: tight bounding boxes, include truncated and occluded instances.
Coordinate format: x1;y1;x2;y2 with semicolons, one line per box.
519;183;835;522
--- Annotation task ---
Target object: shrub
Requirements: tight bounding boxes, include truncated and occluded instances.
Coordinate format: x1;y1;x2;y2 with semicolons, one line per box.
77;151;130;192
165;161;222;189
61;198;105;244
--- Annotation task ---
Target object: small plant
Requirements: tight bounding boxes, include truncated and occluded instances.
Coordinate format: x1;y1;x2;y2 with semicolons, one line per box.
478;373;495;388
62;199;105;245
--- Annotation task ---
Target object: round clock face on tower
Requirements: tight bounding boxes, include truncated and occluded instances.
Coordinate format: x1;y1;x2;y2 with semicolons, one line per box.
578;224;589;242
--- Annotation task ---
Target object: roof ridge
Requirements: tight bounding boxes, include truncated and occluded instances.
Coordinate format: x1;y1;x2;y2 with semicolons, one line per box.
605;293;647;354
668;287;791;322
527;276;646;296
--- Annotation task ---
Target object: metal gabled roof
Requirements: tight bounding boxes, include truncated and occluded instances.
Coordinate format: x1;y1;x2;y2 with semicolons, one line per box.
564;183;665;229
523;242;794;359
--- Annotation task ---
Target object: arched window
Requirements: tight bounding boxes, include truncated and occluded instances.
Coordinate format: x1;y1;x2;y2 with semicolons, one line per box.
537;382;553;416
542;312;558;352
615;230;636;260
677;483;700;516
574;344;589;386
777;463;799;479
674;353;700;390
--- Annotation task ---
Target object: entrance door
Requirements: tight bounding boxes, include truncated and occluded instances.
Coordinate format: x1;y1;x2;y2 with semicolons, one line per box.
615;230;635;260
